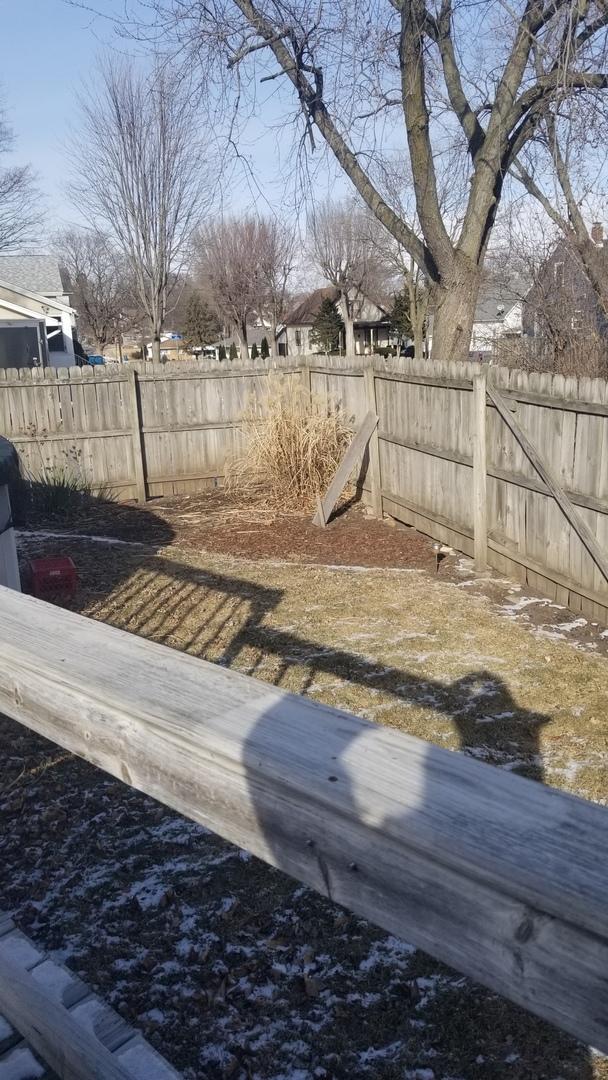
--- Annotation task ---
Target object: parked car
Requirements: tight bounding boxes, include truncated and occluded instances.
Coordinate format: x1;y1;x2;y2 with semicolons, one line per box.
86;354;106;366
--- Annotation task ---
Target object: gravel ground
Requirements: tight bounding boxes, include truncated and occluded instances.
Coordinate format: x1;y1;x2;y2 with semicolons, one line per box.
2;494;608;1079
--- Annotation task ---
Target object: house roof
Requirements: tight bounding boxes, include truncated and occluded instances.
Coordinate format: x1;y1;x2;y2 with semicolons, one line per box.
0;255;67;297
473;275;527;324
284;287;340;326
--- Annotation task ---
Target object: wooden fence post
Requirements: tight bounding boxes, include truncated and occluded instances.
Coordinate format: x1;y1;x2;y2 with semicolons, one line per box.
473;368;488;571
300;359;312;402
127;368;147;504
363;361;383;518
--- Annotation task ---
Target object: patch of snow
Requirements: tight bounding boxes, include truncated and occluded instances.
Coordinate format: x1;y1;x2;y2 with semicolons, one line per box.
358;1041;404;1065
358;935;416;972
500;597;556;614
476;711;515;724
16;529;145;547
556;617;587;632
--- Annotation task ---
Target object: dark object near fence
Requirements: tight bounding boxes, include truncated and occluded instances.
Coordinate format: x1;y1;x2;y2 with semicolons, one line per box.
28;556;78;599
0;437;21;590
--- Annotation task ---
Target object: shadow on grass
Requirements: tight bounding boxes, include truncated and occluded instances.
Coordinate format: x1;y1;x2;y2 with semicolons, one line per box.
19;495;594;1076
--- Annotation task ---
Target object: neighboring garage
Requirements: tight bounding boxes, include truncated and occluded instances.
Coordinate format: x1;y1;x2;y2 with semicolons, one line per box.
0;320;48;370
0;255;77;370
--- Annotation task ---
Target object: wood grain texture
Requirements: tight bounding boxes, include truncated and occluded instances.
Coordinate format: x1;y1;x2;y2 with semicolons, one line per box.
487;380;608;588
127;370;147;504
1;588;608;1049
363;366;382;518
313;410;378;526
473;371;488;571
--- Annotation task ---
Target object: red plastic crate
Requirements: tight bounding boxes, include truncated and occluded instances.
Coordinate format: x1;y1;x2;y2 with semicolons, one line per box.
29;556;78;598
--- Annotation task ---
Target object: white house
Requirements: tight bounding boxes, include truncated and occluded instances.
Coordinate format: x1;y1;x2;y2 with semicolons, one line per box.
0;256;77;369
277;286;393;356
468;274;528;358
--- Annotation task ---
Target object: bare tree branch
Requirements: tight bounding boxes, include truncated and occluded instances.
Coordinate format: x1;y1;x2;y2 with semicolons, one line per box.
69;59;212;363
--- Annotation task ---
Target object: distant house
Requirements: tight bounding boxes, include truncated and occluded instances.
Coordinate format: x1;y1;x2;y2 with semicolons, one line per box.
0;255;77;370
277;286;393;356
222;324;272;359
145;334;187;361
145;326;273;362
522;226;608;345
469;276;527;358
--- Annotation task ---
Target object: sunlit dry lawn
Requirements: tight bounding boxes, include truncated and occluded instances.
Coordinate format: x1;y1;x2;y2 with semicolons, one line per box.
3;518;608;1079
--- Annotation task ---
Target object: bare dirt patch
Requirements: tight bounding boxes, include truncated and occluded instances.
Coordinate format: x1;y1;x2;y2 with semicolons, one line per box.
4;492;608;1078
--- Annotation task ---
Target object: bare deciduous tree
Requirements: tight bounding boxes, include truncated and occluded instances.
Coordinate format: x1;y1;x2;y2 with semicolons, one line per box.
130;0;608;361
196;217;265;358
55;228;128;351
0;101;40;252
70;60;211;363
257;218;296;347
513;112;608;320
196;216;295;357
309;200;389;355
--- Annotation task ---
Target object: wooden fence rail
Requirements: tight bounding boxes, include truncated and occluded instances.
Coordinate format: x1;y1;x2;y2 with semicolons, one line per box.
0;585;607;1054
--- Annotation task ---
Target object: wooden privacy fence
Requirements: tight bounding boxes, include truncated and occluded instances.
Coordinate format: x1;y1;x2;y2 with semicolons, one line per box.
307;358;608;623
1;355;608;619
0;359;303;502
1;584;608;1058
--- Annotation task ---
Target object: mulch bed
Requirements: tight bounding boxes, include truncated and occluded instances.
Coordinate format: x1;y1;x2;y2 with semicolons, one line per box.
38;490;438;571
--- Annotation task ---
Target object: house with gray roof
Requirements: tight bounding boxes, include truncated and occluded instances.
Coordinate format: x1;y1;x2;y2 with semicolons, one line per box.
0;255;77;370
469;276;528;358
277;286;393;356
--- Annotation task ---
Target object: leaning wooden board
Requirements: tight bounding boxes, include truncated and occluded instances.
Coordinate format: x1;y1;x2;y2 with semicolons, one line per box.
313;410;378;526
0;588;608;1050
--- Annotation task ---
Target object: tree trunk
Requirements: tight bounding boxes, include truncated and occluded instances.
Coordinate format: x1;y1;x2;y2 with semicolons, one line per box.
240;320;249;360
152;335;161;364
344;313;356;356
413;318;424;360
430;265;480;361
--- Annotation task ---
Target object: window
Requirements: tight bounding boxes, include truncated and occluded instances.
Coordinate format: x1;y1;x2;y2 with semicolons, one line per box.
294;329;302;347
47;328;64;352
571;309;583;331
554;261;564;286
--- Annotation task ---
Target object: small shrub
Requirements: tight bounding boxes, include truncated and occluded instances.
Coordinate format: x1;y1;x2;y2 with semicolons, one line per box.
260;336;270;359
10;437;115;524
12;467;116;524
218;344;227;361
250;341;259;360
229;342;239;361
227;376;352;511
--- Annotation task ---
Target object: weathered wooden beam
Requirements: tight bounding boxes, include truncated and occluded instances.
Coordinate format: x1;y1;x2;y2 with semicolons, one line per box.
487;380;608;587
0;588;608;1049
313;410;379;526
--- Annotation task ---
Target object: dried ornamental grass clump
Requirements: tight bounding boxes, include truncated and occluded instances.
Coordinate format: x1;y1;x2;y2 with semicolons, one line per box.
227;376;352;511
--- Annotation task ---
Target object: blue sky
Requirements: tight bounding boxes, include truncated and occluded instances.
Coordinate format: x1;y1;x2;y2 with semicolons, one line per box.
1;0;345;244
